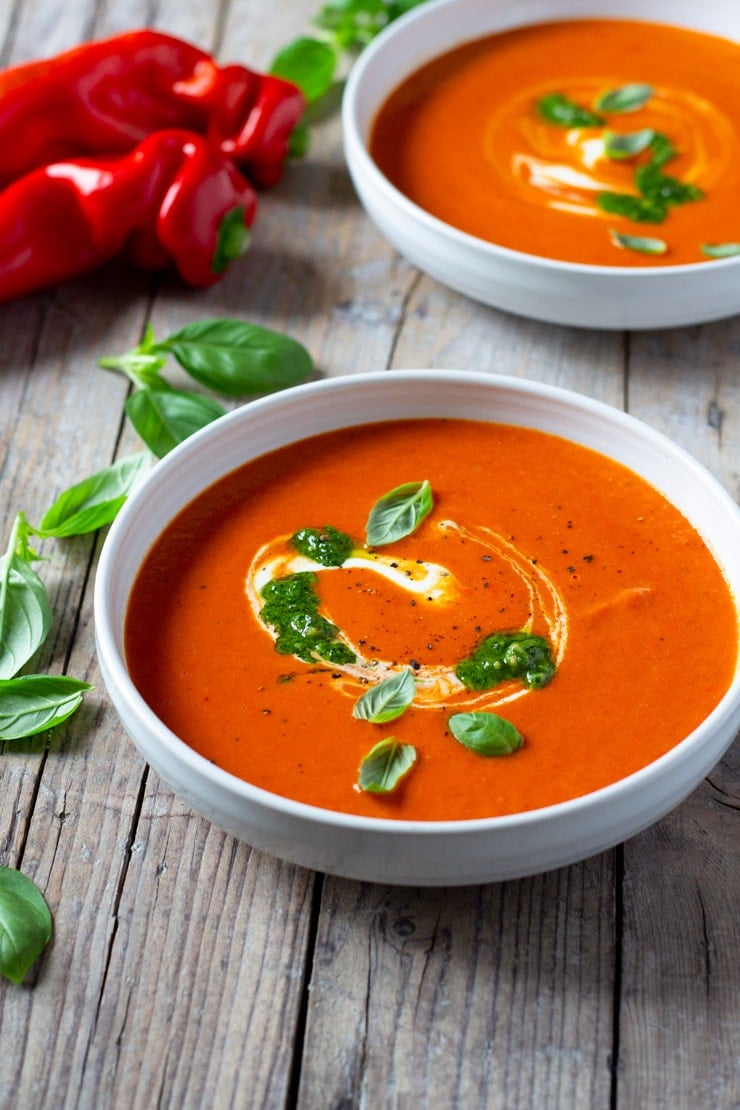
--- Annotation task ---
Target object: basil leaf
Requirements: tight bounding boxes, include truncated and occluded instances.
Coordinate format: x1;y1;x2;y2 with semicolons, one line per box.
594;83;653;114
154;319;313;397
0;674;92;740
366;480;433;547
603;128;655;160
357;737;417;793
36;452;151;538
537;93;604;128
0;514;51;681
125;388;225;458
353;669;416;723
701;243;740;258
596;192;667;223
0;867;53;984
270;36;337;103
609;230;668;255
448;712;523;756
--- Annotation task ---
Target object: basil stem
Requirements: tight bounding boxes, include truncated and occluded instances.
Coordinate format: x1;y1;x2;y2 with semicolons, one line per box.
0;866;53;984
357;736;417;793
0;514;51;681
365;480;433;547
448;712;523;756
609;230;668;255
353;669;416;724
0;675;92;741
36;453;150;538
594;83;653;114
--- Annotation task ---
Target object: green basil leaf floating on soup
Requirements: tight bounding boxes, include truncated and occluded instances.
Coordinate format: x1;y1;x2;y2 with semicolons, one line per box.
352;669;416;724
365;480;433;546
701;243;740;258
448;712;524;757
603;127;656;160
357;737;417;793
609;230;668;255
593;83;653;114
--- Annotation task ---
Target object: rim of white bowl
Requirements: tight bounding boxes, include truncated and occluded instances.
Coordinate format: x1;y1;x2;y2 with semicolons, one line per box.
94;370;740;836
341;0;740;280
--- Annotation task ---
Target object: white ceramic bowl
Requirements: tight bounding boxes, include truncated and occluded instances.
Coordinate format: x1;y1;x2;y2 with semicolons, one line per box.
94;371;740;885
342;0;740;330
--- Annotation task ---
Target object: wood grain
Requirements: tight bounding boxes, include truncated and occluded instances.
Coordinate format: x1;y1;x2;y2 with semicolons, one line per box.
0;2;737;1107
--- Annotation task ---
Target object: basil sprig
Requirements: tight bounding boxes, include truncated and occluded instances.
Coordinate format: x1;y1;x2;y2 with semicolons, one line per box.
448;712;524;756
603;128;655;160
0;866;53;984
366;480;433;546
353;669;416;723
100;319;313;457
357;736;417;793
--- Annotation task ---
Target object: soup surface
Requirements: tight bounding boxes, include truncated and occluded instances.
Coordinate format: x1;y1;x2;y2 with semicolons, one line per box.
370;19;740;266
125;419;737;821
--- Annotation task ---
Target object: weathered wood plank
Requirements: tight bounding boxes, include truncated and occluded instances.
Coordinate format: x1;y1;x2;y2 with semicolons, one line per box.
299;856;616;1109
615;320;740;1109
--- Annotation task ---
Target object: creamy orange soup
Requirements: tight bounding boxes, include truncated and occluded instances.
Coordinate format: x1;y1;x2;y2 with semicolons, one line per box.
125;419;737;821
370;19;740;266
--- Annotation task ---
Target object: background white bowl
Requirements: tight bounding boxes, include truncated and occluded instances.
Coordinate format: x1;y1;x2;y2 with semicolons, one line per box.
95;372;740;885
342;0;740;330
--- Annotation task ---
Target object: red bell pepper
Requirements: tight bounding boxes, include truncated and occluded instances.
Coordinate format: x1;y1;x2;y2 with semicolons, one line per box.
0;30;304;189
0;130;258;300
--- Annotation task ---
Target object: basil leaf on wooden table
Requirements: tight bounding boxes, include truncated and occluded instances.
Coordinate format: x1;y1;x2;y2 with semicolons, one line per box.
0;513;51;680
353;669;416;723
448;712;524;756
270;37;337;103
0;866;53;984
36;452;151;538
125;388;226;458
357;737;417;793
366;480;433;546
151;319;314;397
0;675;93;740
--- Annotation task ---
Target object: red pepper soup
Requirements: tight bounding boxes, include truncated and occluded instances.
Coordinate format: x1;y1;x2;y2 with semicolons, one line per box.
370;19;740;266
125;420;737;821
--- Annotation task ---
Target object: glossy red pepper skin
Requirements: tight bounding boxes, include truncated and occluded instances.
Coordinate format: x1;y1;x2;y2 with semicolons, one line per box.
0;30;304;189
0;131;257;300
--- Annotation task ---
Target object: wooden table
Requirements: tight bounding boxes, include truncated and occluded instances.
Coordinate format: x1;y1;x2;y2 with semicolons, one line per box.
1;2;738;1106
